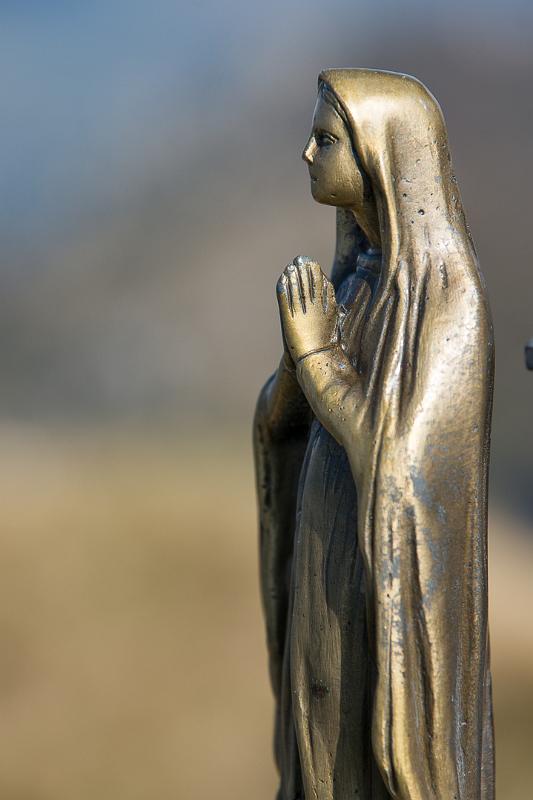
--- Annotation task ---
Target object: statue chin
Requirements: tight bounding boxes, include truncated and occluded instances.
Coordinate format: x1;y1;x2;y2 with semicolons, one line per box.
309;179;321;200
310;181;351;209
310;183;335;206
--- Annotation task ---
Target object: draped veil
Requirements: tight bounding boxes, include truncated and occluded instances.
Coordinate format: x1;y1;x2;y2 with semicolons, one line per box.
320;69;495;800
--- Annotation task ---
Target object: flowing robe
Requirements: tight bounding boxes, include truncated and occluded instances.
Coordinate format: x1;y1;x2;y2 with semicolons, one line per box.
253;249;494;800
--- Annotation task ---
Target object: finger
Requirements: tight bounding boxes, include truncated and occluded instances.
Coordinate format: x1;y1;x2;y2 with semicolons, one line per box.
294;265;309;313
320;274;327;313
293;256;320;304
302;261;315;304
285;264;304;314
306;259;325;279
293;255;313;267
325;276;337;310
276;273;292;318
321;274;336;313
283;267;295;315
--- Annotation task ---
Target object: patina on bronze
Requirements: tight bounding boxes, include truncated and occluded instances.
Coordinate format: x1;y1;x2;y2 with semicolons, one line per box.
253;69;494;800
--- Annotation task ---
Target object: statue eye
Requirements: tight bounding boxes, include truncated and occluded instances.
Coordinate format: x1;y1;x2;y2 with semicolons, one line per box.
316;131;337;147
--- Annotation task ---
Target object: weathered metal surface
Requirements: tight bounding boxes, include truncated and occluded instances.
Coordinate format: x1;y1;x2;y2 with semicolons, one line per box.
253;70;494;800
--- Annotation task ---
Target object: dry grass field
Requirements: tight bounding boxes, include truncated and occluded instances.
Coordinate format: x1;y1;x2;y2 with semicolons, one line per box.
0;424;531;799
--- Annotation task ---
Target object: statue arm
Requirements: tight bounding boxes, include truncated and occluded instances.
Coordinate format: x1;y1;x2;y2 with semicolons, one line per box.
253;359;311;698
256;215;362;694
265;208;362;444
295;344;364;449
276;258;365;450
255;354;312;441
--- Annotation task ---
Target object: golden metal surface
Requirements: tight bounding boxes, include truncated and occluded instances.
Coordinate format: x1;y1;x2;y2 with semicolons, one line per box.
254;69;494;799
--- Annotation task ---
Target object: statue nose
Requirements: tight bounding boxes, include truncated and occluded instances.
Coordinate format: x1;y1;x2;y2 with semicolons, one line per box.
302;138;316;165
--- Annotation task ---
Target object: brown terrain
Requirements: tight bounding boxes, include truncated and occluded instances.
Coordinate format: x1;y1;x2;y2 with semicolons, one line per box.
0;426;530;799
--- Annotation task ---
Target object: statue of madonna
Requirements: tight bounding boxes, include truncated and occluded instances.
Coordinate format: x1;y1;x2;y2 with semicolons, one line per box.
253;69;494;800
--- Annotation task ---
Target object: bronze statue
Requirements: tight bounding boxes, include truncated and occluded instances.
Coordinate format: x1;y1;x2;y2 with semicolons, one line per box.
253;69;494;800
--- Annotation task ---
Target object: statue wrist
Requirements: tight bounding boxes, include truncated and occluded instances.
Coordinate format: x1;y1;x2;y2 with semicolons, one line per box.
295;342;342;365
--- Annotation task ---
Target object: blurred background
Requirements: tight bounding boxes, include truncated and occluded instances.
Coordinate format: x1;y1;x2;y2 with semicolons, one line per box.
0;1;532;797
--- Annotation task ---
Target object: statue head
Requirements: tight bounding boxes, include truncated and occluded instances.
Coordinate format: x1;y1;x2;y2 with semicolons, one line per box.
303;69;473;273
302;81;380;248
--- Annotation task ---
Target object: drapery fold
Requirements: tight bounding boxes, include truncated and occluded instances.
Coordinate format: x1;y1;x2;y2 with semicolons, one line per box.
322;69;495;799
255;69;494;800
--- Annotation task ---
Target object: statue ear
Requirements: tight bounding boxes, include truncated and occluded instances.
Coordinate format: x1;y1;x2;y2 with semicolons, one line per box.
331;208;366;289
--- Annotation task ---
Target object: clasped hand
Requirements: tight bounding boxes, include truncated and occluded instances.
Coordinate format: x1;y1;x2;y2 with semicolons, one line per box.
276;256;341;364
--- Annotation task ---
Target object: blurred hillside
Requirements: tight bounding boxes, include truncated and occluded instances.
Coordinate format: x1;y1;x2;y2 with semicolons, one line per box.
0;427;531;800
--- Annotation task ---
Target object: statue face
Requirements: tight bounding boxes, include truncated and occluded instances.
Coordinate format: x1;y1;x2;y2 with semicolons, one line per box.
302;94;365;207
